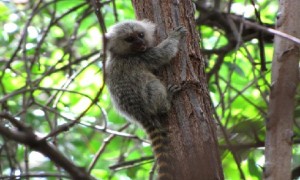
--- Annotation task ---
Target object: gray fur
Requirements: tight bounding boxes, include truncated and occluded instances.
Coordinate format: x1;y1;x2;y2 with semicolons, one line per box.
105;20;186;126
105;19;186;179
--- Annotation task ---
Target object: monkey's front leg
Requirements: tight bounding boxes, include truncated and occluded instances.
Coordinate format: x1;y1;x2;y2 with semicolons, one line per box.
144;26;187;70
156;26;187;61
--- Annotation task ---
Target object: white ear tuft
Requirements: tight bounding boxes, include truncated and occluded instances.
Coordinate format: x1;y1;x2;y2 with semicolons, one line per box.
104;33;111;41
141;19;156;35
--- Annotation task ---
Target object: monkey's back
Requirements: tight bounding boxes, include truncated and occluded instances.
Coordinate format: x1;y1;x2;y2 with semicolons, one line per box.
106;56;159;121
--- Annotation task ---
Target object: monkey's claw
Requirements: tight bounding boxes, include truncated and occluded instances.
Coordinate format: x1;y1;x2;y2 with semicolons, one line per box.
167;84;181;102
169;26;187;38
167;84;181;94
174;26;186;31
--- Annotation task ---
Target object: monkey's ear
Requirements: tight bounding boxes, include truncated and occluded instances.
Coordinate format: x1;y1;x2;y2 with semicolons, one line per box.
104;33;111;41
141;19;156;35
104;33;114;49
103;33;113;52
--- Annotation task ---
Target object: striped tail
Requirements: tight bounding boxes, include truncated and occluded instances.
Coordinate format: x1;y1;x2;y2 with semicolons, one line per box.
142;119;173;180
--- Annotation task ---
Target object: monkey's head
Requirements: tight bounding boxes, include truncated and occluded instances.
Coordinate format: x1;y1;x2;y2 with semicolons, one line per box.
105;20;156;56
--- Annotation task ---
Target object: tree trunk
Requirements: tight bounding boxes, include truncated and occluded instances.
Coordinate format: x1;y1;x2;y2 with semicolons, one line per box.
131;1;224;179
264;1;300;180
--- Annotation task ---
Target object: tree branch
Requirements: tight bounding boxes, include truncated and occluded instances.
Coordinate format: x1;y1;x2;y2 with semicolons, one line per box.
0;113;94;180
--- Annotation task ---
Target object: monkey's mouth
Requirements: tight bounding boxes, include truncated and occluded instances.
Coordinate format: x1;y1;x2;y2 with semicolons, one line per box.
132;42;147;52
132;44;147;52
137;44;147;52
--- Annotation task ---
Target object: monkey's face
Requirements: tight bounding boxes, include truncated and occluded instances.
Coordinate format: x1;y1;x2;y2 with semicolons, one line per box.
107;30;149;56
124;32;147;52
106;20;156;56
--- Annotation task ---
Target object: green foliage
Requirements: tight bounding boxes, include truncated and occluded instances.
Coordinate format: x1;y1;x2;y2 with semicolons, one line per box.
0;0;141;179
199;0;279;179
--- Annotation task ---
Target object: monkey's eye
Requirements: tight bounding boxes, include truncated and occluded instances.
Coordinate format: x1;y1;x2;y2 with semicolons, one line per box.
138;32;144;38
125;36;135;43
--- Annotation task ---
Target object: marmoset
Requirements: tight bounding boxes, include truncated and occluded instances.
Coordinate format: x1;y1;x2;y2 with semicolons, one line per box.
105;20;186;180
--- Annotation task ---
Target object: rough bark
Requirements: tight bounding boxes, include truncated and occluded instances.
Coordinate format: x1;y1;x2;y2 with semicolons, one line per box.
131;0;224;179
264;1;300;180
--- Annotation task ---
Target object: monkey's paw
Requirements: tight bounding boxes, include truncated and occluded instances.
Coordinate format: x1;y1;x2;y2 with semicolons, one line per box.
169;26;187;39
167;84;181;94
167;84;181;103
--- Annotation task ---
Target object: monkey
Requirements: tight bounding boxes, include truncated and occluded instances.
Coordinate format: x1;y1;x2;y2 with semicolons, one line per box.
104;19;186;180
